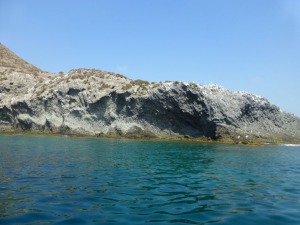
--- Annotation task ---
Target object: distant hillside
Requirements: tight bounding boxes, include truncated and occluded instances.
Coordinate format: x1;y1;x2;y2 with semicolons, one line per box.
0;43;299;144
0;43;43;74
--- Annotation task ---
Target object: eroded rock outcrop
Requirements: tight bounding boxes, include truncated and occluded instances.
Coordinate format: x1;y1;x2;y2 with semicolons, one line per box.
1;43;299;144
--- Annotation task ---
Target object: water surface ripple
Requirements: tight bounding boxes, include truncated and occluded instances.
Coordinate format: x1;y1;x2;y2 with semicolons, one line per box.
1;135;300;224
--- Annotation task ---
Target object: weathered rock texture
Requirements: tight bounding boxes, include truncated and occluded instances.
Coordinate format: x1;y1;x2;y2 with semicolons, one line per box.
1;43;300;144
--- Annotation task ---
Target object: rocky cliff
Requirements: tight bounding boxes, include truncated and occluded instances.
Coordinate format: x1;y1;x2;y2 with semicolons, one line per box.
1;43;299;144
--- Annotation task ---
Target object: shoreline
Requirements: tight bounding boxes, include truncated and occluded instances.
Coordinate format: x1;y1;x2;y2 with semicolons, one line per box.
0;129;279;146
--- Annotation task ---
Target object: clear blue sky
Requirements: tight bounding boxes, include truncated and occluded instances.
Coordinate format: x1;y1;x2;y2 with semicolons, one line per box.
1;0;300;116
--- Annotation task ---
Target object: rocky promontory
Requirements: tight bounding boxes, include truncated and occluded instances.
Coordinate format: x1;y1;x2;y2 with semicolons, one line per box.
1;43;299;144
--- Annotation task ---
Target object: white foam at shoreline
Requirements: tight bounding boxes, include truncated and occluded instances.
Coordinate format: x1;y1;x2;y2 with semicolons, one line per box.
281;144;300;147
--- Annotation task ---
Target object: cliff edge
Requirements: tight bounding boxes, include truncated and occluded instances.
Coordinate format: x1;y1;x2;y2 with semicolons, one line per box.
1;43;299;144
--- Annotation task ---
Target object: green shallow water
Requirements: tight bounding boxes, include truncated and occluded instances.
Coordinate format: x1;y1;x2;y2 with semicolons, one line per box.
0;135;300;225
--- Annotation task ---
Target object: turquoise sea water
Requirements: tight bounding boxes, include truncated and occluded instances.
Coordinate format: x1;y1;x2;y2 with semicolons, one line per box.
0;135;300;225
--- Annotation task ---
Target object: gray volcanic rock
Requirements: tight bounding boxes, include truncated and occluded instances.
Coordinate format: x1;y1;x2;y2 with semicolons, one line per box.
0;43;300;144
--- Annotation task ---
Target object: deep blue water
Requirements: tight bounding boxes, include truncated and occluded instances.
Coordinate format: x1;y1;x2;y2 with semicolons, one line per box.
0;135;300;225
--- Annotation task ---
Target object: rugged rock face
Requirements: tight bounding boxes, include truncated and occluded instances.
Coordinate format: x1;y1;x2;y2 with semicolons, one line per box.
1;43;300;144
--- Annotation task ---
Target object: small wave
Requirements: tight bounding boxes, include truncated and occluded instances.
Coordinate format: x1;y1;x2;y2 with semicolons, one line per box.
281;144;300;147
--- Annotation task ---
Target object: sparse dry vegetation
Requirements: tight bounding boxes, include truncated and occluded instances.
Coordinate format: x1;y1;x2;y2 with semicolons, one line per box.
152;83;160;88
36;86;46;96
189;82;197;88
115;73;126;79
71;74;85;80
122;83;133;90
0;43;43;74
101;83;110;89
131;79;150;86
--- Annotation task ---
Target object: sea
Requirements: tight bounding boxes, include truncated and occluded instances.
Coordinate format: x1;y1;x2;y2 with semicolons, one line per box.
0;134;300;225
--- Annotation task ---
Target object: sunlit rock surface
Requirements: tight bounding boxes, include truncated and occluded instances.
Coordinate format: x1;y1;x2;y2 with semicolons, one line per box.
1;43;299;144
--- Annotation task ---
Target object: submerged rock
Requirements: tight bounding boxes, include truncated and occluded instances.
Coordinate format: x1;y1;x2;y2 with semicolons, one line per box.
0;43;299;144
